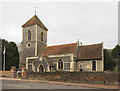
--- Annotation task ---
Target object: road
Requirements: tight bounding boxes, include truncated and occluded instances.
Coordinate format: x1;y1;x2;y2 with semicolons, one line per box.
1;79;118;91
2;79;94;89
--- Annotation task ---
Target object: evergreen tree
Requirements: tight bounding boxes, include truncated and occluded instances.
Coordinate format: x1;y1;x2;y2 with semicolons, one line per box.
111;44;120;71
104;49;115;71
2;39;19;70
0;39;2;70
112;44;120;58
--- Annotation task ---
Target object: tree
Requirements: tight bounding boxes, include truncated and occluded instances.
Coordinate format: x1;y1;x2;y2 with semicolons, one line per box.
104;49;115;71
112;44;120;58
2;39;19;70
111;44;120;71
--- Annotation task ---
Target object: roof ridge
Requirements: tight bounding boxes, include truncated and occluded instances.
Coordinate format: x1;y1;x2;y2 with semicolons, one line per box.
79;43;102;47
45;42;77;48
35;15;37;24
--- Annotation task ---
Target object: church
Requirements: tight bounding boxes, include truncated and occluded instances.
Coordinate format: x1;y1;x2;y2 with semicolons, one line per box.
19;14;104;72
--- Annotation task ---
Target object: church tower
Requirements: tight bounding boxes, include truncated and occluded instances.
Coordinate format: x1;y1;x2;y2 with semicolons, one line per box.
19;15;48;68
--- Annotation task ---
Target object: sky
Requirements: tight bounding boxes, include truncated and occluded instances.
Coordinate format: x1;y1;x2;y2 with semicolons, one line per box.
0;0;118;49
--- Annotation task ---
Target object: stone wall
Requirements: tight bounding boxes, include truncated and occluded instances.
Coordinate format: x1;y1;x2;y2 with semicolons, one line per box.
37;25;47;46
77;60;104;72
20;25;36;67
35;58;49;72
49;56;72;71
22;25;36;42
20;24;47;68
26;71;119;85
37;25;47;55
27;56;50;72
96;60;104;71
77;61;92;71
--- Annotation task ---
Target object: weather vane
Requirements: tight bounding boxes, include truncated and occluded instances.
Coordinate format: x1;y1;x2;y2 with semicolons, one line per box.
35;6;36;15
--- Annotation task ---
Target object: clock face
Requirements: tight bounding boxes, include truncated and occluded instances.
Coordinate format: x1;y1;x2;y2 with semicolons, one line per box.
39;57;43;61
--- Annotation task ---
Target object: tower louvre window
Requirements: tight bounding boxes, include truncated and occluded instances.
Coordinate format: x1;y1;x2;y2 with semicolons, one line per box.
41;32;44;42
28;30;31;41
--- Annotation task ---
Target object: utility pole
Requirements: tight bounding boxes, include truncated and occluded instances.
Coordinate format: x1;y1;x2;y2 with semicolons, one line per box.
3;46;6;71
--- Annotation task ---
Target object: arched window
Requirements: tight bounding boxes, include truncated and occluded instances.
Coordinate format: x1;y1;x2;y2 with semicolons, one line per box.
58;59;63;69
92;60;96;71
28;30;31;41
41;32;44;42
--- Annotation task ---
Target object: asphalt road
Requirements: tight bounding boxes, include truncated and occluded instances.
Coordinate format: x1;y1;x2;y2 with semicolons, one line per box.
2;79;94;89
1;79;118;91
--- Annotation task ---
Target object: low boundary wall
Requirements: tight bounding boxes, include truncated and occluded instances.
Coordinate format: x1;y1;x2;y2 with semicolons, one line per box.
0;71;17;78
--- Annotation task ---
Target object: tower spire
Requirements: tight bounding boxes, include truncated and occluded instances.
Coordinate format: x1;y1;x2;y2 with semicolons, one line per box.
35;6;36;15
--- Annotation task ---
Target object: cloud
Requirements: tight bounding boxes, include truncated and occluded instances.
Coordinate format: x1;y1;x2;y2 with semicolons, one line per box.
0;2;118;49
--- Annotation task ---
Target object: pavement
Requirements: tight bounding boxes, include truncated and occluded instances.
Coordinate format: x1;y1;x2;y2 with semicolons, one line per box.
0;77;119;90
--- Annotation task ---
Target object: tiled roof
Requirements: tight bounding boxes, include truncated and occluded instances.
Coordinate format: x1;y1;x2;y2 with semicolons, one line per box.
22;15;48;31
41;42;77;55
77;43;102;60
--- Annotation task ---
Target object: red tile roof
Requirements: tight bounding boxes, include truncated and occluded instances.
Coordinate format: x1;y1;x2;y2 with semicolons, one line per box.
77;43;102;60
40;42;77;55
22;15;48;31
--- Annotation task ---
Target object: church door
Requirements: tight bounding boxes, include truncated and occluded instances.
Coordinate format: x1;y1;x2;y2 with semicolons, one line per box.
39;65;44;72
